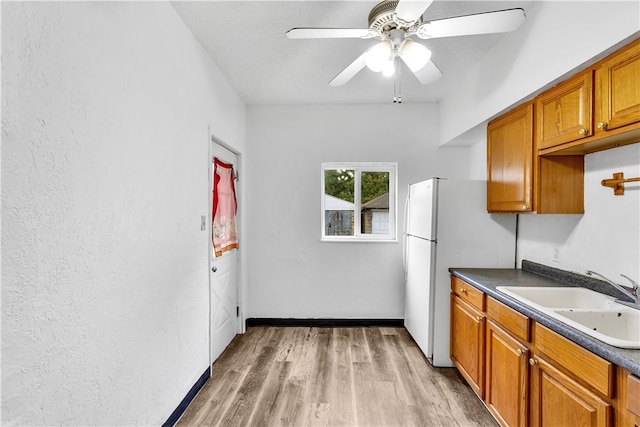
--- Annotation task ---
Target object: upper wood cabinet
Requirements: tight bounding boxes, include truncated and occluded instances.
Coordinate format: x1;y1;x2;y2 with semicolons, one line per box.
487;39;639;213
487;103;584;214
487;103;534;213
537;70;593;151
595;38;640;134
537;38;640;155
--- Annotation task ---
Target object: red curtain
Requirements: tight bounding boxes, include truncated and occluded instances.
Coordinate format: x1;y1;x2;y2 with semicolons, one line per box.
212;158;238;257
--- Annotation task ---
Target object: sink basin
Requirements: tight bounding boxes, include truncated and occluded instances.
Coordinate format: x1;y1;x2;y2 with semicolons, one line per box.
496;286;619;310
553;309;640;348
496;286;640;349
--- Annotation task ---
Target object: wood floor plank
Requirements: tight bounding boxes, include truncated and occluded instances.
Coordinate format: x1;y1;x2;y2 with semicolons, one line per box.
363;327;395;382
348;328;371;363
273;378;305;426
177;327;498;427
351;361;384;427
326;329;356;427
307;328;333;404
245;361;291;426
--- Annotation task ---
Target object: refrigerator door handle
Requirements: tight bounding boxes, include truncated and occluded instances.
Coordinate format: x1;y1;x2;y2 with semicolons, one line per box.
402;233;407;272
402;193;410;272
403;192;410;236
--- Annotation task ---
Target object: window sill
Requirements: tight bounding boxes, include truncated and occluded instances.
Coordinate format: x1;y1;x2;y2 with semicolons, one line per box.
320;237;398;243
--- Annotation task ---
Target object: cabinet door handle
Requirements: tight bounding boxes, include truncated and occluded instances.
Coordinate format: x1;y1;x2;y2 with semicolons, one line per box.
579;128;589;136
476;316;482;322
529;357;537;366
597;121;608;131
516;348;523;356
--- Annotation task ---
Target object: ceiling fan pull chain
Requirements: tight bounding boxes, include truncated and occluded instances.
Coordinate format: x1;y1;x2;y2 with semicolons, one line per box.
393;64;398;103
393;58;402;103
398;59;402;103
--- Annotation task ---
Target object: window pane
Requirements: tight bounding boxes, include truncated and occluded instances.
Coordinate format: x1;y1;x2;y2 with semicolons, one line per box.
360;171;389;235
324;169;355;236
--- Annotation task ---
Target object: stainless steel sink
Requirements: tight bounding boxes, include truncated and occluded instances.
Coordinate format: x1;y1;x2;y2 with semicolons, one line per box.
496;286;640;349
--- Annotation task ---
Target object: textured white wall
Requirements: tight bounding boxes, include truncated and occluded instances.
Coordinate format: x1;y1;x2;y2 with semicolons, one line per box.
517;144;640;282
245;103;471;318
439;1;640;146
1;2;245;425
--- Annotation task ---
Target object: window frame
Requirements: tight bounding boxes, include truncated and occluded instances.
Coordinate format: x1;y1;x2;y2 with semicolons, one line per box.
320;162;397;242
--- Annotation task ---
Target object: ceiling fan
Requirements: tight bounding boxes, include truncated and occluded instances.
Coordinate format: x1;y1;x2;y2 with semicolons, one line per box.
286;0;525;100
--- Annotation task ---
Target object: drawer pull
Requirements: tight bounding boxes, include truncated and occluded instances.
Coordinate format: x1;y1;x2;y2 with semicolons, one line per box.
461;288;467;294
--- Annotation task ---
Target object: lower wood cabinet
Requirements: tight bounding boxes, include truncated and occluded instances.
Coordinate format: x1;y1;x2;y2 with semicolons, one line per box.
450;276;636;427
622;372;640;427
529;355;612;427
450;294;485;398
485;320;529;427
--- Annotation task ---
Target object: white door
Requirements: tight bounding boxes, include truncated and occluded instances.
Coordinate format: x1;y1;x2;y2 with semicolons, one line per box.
407;179;437;240
404;235;436;362
210;142;239;363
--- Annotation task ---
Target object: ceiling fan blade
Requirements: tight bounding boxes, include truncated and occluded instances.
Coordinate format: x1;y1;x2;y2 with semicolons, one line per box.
416;8;525;39
329;51;368;87
286;28;374;39
406;60;442;85
394;0;434;25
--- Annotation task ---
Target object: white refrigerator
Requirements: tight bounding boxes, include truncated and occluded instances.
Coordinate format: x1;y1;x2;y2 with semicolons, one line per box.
403;178;516;367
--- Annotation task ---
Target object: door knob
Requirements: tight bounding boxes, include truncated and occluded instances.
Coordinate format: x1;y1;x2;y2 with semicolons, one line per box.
212;266;217;272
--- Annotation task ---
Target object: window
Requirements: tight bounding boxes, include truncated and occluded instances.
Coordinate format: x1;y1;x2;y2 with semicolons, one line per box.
321;162;397;242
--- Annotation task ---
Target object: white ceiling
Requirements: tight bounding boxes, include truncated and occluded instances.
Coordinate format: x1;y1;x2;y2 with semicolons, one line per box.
172;0;535;105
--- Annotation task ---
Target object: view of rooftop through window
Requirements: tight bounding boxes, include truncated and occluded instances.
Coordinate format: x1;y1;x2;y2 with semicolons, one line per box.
322;163;396;241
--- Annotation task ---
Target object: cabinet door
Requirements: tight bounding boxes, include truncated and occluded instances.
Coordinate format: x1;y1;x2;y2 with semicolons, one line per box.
485;320;529;427
529;356;612;427
537;71;593;150
487;102;534;213
450;294;485;398
595;38;640;133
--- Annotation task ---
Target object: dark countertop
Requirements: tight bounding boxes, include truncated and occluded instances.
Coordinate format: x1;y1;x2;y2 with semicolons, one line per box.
449;263;640;378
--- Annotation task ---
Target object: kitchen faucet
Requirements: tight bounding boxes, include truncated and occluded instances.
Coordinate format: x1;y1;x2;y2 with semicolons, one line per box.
585;270;639;308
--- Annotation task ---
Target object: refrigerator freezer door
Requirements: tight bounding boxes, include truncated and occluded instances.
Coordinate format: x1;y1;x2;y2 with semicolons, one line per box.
407;179;437;240
404;235;436;361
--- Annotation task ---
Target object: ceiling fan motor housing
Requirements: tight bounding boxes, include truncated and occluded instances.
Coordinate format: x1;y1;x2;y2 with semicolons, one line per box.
368;0;422;34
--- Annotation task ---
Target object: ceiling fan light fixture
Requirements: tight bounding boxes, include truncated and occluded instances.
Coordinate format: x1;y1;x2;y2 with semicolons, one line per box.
382;60;395;77
400;39;431;72
365;40;393;72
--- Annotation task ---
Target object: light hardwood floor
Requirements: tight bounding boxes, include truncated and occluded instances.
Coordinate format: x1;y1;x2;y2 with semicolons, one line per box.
177;327;497;427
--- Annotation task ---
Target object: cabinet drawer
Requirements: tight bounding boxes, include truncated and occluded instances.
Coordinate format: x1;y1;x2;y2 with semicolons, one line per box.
534;323;614;398
629;374;640;417
451;276;485;311
487;297;530;342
